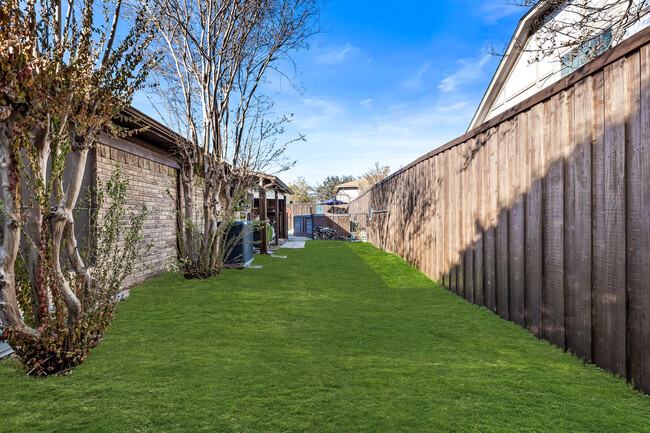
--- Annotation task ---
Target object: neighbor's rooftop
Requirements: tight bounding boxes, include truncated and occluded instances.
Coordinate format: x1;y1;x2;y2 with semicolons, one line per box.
333;179;362;192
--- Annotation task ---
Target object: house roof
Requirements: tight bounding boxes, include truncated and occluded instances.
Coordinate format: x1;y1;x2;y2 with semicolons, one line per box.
120;106;190;152
122;106;292;193
333;179;361;193
256;172;294;195
468;1;556;131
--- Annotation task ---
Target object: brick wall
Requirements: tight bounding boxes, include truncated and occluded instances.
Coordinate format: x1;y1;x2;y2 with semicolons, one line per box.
95;144;178;287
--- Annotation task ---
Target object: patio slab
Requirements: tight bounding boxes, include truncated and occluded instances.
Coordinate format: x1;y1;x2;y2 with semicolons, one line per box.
278;241;306;249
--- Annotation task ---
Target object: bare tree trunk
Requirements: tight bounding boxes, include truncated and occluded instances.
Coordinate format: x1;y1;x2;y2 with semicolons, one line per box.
64;220;92;296
50;132;87;325
179;160;195;259
259;185;267;255
0;116;39;337
24;125;51;325
150;0;319;277
200;159;221;270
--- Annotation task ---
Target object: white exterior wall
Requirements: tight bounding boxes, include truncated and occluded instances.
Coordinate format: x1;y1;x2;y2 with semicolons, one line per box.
487;43;557;120
336;188;360;203
486;1;650;122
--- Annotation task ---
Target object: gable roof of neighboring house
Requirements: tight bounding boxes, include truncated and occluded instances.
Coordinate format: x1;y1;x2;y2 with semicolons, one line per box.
468;1;556;131
333;180;361;193
468;0;650;131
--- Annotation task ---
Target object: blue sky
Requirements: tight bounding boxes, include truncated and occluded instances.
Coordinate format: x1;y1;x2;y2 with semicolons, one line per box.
132;0;530;185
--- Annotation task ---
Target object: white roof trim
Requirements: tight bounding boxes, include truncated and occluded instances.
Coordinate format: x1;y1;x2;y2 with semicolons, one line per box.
468;1;555;131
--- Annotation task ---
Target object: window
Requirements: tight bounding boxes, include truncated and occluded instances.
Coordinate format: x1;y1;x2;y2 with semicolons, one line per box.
561;28;613;77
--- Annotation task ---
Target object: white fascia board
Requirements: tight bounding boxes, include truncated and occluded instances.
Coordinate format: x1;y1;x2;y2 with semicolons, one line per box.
468;1;555;131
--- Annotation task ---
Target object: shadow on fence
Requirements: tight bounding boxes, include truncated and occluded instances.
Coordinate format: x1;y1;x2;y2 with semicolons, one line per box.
353;40;650;394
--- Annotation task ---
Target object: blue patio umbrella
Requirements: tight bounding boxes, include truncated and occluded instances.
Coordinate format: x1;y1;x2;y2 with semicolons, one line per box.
318;198;346;205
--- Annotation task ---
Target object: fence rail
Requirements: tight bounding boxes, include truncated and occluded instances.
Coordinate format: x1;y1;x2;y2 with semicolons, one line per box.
350;27;650;394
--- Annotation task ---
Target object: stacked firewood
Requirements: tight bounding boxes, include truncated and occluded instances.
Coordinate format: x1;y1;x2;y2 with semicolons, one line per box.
313;226;337;240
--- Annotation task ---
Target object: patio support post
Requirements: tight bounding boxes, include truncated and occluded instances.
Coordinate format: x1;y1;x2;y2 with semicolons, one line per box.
275;191;280;246
282;195;287;239
259;186;268;254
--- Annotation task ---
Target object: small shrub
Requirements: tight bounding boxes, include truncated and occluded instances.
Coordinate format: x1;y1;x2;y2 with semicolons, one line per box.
176;186;256;279
2;165;150;376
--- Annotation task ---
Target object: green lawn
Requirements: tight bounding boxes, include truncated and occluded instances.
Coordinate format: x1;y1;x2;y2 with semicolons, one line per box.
1;241;649;432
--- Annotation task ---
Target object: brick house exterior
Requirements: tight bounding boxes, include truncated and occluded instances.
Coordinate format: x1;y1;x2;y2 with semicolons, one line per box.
94;142;178;286
90;107;290;287
0;109;293;357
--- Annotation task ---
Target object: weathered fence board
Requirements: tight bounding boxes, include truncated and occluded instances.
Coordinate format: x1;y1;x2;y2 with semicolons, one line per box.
439;155;446;286
627;44;650;392
457;144;465;299
472;134;485;305
593;58;627;378
432;157;440;283
425;158;432;279
484;129;498;313
349;30;650;394
448;150;456;292
542;91;566;349
565;75;593;361
591;68;609;369
464;139;475;304
525;102;544;338
496;123;510;320
509;113;526;327
452;146;461;295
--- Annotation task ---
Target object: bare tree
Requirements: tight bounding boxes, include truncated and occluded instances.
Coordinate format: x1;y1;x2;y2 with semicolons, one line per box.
506;0;648;65
315;175;356;200
143;0;319;278
0;0;154;373
359;162;391;193
287;176;314;203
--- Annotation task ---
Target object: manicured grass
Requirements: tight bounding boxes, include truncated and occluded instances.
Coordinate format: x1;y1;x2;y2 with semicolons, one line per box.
1;241;649;432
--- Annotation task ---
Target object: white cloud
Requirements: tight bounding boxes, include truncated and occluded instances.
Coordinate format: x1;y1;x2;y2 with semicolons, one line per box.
315;43;356;65
281;93;482;184
402;61;433;90
438;55;492;93
360;99;373;109
293;97;344;129
480;2;523;25
373;97;477;137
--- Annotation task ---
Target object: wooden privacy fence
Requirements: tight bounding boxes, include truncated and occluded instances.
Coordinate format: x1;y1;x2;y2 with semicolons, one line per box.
313;215;351;238
288;203;314;217
288;203;348;231
351;28;650;394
